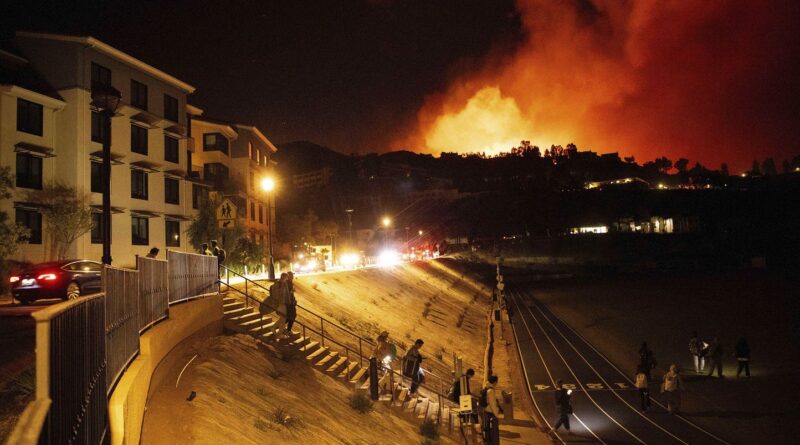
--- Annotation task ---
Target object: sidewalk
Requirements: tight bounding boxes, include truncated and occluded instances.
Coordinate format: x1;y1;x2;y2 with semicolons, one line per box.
491;309;550;445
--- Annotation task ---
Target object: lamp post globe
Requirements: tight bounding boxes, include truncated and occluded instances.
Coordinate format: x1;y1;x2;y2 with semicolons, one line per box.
91;84;121;265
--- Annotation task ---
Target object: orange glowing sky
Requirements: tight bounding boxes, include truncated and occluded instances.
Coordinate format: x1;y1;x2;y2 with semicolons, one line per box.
396;0;800;172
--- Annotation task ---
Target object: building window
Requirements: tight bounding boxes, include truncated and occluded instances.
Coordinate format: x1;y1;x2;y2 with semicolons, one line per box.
90;161;102;193
16;153;42;189
166;220;180;247
91;111;110;144
131;124;148;155
192;184;208;209
203;163;229;182
250;202;256;221
164;94;178;122
131;79;148;110
91;213;105;244
16;209;42;244
165;177;179;204
164;135;179;163
91;62;111;87
202;133;229;155
258;204;264;224
248;142;253;159
131;216;149;245
131;169;148;200
17;99;43;136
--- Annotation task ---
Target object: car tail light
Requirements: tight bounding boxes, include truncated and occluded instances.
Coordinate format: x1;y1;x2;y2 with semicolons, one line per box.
9;276;20;284
37;273;58;281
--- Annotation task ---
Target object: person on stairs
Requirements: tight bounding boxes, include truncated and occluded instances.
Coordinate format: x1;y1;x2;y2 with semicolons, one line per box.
372;331;395;394
285;272;297;337
262;273;288;341
482;375;502;445
403;339;425;395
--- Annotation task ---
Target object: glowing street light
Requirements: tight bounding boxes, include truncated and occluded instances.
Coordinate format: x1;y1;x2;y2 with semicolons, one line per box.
382;216;391;227
261;176;276;279
418;230;423;236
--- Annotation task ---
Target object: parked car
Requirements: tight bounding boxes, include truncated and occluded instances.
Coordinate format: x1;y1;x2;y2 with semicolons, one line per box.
9;260;103;304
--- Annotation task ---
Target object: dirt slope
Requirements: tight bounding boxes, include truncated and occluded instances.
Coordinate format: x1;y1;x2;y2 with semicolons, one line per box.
142;334;458;445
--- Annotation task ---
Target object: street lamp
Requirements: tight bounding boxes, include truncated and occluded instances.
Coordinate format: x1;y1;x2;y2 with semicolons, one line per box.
381;216;391;248
260;176;276;279
91;83;121;265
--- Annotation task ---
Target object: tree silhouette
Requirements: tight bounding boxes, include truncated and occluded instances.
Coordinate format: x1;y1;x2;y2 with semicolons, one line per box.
675;158;689;174
762;158;777;176
720;163;729;176
751;160;761;175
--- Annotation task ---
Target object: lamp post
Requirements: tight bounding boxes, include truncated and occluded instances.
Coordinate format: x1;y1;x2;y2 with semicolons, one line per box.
381;216;391;249
405;226;410;255
345;209;354;245
260;177;276;280
91;84;121;265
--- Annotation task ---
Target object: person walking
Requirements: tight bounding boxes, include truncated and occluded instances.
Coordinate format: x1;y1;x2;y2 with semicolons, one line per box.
707;337;724;378
372;331;395;394
451;368;475;403
145;247;159;258
635;365;651;412
735;337;751;378
200;243;212;256
262;273;289;340
211;240;226;265
639;342;657;380
662;364;683;414
403;339;425;395
482;375;502;445
549;379;573;435
285;272;297;336
689;331;707;374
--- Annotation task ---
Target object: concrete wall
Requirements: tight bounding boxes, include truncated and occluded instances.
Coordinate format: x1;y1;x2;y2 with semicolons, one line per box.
107;294;223;445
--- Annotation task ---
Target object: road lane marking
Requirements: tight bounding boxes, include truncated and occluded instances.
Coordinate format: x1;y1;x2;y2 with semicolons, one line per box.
516;291;646;444
528;294;733;445
527;293;691;445
510;292;600;444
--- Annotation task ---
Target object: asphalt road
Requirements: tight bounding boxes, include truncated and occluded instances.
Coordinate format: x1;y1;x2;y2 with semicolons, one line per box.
509;289;732;445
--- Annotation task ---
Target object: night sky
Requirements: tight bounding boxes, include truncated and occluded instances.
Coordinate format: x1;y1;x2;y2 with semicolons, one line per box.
4;1;799;170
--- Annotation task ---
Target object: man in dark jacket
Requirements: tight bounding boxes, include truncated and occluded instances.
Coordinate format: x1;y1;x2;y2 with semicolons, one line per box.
735;338;751;378
285;272;297;335
707;337;724;378
549;379;573;435
403;339;425;394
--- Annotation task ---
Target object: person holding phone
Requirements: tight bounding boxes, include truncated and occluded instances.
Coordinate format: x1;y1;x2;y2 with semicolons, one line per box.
549;379;574;435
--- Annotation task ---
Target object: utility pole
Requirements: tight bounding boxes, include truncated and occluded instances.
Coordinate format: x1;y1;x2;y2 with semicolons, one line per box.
346;209;354;245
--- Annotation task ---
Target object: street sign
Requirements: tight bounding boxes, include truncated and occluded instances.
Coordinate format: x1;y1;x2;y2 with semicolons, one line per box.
217;198;237;229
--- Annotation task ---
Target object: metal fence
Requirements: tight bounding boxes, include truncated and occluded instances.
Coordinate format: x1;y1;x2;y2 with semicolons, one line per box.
36;294;109;445
167;250;218;303
103;266;140;392
136;256;169;332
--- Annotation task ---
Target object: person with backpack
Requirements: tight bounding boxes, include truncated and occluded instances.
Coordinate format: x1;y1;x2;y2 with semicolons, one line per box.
707;337;724;378
481;375;502;445
638;342;657;380
261;273;288;340
403;339;425;395
372;331;396;394
549;379;573;435
635;365;651;412
285;272;297;335
689;331;707;374
211;239;226;265
661;364;683;414
735;337;751;378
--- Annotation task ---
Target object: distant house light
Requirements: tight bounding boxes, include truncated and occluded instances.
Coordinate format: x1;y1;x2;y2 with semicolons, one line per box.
569;226;608;234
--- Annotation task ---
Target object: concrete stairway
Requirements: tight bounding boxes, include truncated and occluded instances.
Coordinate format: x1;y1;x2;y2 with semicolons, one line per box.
222;293;476;441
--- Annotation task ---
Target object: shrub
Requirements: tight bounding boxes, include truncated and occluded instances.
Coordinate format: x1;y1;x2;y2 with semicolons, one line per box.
349;392;374;414
270;406;303;429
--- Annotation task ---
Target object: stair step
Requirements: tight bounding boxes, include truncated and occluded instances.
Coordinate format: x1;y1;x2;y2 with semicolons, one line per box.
426;402;440;422
349;367;368;384
227;311;260;323
306;346;330;363
248;321;277;334
299;341;320;354
223;302;245;311
325;356;349;375
289;336;310;348
404;397;418;413
393;387;409;407
223;307;248;318
338;361;359;380
241;317;272;328
315;351;340;369
415;398;429;418
222;296;238;304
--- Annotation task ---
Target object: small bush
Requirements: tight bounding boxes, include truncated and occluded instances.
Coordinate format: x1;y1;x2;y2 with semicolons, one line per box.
349;392;374;414
267;369;284;380
419;418;439;440
254;418;277;432
270;406;303;429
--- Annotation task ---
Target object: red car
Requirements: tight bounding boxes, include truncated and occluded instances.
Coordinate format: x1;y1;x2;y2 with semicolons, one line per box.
9;260;103;305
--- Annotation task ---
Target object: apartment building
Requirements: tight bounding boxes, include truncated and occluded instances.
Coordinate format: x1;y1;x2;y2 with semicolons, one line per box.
188;116;277;248
3;32;196;265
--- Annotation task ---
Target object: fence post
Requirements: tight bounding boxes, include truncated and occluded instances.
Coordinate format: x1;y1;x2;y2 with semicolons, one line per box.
320;318;325;348
359;338;363;368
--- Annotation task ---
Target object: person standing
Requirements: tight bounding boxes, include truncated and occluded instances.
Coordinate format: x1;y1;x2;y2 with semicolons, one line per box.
211;239;226;265
635;365;651;412
549;379;573;435
689;331;707;374
372;331;394;394
482;375;502;445
145;247;159;258
662;364;683;414
264;273;289;340
403;339;425;394
707;337;724;378
638;342;657;380
200;243;212;256
735;338;751;378
285;272;297;336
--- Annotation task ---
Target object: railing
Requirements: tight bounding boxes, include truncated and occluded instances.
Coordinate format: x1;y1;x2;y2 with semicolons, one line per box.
103;265;140;391
136;255;169;332
218;265;453;421
167;250;218;303
35;294;109;444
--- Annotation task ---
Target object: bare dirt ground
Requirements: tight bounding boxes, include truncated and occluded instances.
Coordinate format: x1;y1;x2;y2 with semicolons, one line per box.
526;270;800;444
142;334;459;445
